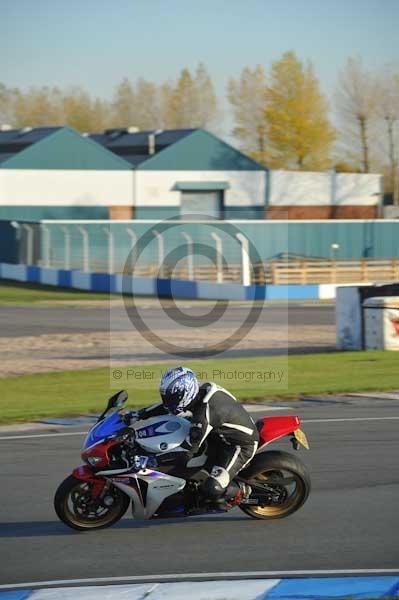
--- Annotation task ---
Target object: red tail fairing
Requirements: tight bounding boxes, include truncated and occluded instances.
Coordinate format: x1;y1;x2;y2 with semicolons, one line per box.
256;415;301;448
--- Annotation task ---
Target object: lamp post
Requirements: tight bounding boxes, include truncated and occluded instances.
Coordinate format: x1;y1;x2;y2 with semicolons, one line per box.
330;243;340;261
10;221;22;264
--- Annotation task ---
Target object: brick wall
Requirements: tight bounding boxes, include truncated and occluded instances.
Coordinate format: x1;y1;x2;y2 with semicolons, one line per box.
265;206;377;219
108;205;134;219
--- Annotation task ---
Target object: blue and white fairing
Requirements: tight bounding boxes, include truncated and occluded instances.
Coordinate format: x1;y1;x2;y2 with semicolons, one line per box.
134;415;191;453
83;412;126;450
83;412;191;455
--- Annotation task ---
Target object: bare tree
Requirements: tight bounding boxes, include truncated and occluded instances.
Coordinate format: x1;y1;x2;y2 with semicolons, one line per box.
375;69;399;204
111;79;136;128
335;57;377;173
227;66;268;163
0;83;18;126
193;63;218;130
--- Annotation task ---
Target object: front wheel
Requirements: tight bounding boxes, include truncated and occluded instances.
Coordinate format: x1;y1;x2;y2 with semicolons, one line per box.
239;450;311;520
54;475;130;531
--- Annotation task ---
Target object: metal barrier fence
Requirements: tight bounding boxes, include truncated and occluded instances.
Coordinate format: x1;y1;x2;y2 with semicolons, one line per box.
9;219;399;285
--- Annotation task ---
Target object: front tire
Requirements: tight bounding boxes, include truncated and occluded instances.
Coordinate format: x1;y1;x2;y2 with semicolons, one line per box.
54;475;130;531
239;450;311;520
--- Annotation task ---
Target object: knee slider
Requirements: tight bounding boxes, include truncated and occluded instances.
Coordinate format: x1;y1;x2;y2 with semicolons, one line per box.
201;466;230;499
201;476;225;499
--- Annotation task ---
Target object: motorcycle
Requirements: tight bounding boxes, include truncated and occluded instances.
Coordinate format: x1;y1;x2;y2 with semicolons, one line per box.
54;390;311;531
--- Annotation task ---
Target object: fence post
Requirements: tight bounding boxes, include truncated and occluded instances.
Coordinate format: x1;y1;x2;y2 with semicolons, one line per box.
236;233;251;286
102;227;114;274
361;258;367;282
181;232;194;280
126;228;137;274
153;230;165;278
211;232;223;283
21;224;34;265
78;226;90;273
270;260;277;284
41;224;51;268
301;259;307;285
331;260;337;284
61;227;71;270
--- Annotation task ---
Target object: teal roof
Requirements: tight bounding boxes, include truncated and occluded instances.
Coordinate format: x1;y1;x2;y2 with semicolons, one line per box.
0;127;132;170
138;129;265;171
175;181;229;190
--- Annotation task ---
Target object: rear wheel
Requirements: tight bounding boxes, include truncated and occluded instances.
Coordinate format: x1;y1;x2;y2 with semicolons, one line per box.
239;450;310;520
54;475;130;531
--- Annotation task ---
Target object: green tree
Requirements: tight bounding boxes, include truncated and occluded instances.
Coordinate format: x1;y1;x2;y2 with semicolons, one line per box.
13;86;64;127
166;64;218;129
265;51;335;170
61;87;105;132
169;68;196;128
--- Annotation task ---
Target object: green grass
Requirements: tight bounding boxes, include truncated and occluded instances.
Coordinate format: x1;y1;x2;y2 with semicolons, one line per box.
0;280;112;304
1;351;398;423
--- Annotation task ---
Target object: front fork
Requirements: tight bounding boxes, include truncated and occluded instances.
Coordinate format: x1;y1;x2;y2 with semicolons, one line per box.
72;465;106;498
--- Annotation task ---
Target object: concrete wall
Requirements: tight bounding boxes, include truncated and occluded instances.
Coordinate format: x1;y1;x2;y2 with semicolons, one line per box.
0;167;383;222
135;170;266;209
0;169;134;207
268;171;381;207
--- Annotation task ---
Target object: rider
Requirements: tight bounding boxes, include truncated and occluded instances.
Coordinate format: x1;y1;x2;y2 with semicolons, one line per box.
132;366;259;508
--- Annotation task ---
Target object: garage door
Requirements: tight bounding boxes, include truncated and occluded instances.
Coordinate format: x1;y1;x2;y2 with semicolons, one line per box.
180;190;223;219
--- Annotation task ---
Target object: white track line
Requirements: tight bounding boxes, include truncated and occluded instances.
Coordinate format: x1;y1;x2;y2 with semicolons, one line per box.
4;419;396;441
1;569;399;590
302;417;399;423
0;431;87;441
1;416;399;440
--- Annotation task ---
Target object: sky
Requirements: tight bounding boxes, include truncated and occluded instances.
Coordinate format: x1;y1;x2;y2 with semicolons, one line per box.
1;0;398;135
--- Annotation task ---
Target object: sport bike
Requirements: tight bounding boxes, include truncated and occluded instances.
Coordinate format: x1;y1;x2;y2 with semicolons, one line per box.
54;390;311;530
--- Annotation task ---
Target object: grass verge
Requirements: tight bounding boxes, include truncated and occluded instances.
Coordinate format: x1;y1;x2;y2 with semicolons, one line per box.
0;280;112;304
0;351;398;423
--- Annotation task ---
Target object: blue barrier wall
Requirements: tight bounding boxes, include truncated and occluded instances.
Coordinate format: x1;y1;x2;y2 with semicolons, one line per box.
0;262;339;300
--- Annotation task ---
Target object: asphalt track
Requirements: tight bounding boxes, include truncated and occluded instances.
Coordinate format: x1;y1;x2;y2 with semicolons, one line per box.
1;396;398;586
0;302;334;337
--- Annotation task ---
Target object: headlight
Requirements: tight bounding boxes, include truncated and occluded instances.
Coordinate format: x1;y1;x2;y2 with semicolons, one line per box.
86;456;102;466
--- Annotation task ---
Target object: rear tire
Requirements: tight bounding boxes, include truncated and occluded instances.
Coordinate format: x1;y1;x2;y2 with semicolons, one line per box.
239;450;311;520
54;475;130;531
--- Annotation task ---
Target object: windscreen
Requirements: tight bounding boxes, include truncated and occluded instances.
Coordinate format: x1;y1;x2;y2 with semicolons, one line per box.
83;412;126;449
